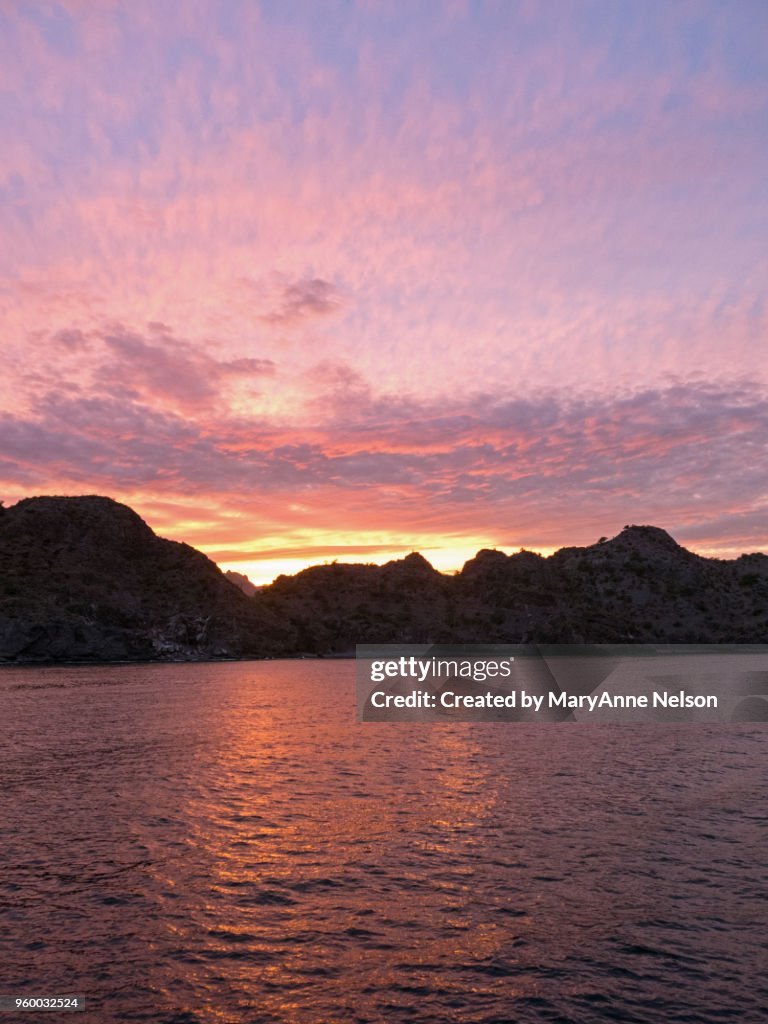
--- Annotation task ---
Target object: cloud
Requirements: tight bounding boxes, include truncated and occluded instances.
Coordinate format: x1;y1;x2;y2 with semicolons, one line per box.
304;360;373;417
208;543;413;562
1;0;766;409
52;327;89;350
2;373;767;555
38;322;276;412
258;278;345;326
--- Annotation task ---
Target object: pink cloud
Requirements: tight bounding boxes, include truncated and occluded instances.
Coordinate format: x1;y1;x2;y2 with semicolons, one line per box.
1;1;766;570
2;361;766;561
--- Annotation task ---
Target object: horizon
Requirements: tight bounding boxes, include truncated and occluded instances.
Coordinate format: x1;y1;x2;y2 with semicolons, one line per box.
4;492;765;587
1;2;767;577
215;519;767;587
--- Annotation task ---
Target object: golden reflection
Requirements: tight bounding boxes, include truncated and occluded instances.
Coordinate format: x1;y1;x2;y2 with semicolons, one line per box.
138;662;532;1022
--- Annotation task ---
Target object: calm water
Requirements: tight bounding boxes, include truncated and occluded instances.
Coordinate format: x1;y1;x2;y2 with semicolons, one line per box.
1;661;766;1024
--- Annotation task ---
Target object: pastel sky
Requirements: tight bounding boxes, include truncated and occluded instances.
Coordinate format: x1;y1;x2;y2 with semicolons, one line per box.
1;1;767;582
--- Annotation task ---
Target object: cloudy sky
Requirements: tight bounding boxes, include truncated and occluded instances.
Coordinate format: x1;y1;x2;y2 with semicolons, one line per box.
1;0;767;581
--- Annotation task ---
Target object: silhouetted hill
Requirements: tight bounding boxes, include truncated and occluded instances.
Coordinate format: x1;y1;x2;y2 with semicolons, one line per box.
256;551;451;651
1;497;766;663
447;525;768;644
253;524;768;650
224;570;258;597
0;496;292;662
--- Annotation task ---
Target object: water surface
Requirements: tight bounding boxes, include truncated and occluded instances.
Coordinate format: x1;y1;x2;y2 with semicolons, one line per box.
1;661;766;1023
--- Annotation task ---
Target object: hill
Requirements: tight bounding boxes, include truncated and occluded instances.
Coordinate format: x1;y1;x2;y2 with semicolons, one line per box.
1;496;766;662
253;526;768;650
0;496;293;662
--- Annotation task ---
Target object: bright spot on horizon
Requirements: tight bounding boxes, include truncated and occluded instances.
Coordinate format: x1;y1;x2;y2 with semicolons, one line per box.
217;543;558;587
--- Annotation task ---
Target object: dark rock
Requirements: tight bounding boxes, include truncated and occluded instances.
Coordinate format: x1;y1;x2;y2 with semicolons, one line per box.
0;495;294;663
224;570;258;597
253;525;768;650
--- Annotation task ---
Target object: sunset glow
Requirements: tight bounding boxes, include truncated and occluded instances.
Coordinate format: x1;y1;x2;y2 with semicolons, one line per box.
2;1;767;579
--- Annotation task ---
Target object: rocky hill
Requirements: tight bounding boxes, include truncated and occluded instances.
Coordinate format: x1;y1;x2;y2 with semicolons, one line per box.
253;526;768;650
1;496;766;663
0;496;293;663
447;526;768;644
224;570;258;597
256;552;452;651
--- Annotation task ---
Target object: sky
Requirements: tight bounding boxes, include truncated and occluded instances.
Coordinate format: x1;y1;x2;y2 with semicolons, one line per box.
1;0;767;583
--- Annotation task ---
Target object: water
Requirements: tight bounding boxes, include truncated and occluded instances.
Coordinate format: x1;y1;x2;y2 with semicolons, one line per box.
1;661;766;1024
